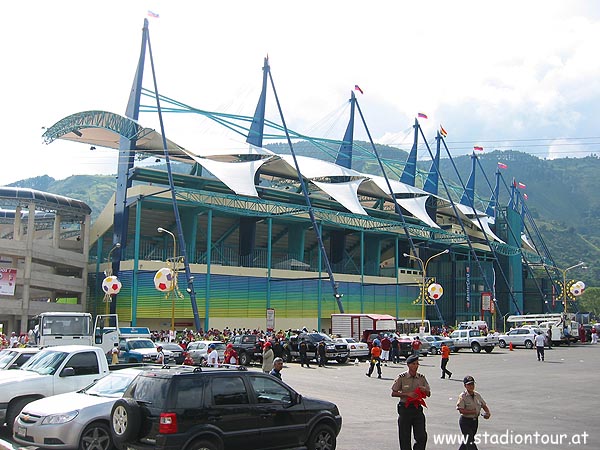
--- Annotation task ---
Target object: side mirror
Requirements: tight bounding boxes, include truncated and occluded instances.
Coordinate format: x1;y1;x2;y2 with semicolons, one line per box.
60;367;76;377
294;393;302;404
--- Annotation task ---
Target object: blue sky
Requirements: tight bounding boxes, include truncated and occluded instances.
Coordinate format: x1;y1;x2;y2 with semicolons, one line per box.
2;0;600;185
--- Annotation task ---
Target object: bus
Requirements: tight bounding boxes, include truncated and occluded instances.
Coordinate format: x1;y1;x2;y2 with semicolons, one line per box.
34;312;94;347
396;319;431;336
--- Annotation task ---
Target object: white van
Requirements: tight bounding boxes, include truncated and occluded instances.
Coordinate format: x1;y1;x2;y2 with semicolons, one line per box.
458;321;489;334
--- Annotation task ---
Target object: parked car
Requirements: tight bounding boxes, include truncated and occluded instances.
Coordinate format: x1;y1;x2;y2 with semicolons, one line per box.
423;335;455;354
185;340;226;365
0;347;39;370
160;342;185;364
110;365;342;450
13;367;148;450
401;335;430;357
497;327;542;349
334;337;369;360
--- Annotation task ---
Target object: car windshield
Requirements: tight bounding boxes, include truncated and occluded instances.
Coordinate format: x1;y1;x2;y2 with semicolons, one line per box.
309;333;333;342
344;338;357;343
82;370;140;398
20;349;68;375
129;340;156;349
0;350;18;369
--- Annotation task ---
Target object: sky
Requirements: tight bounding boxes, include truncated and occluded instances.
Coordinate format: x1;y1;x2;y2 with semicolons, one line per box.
2;0;600;185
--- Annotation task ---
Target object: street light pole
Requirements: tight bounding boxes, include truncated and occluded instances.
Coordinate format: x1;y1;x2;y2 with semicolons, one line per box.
105;243;121;314
403;249;449;328
158;227;177;338
545;262;585;314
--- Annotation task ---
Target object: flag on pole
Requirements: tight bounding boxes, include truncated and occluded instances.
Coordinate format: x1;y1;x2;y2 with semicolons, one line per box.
354;85;364;94
440;125;448;137
518;182;526;189
497;162;508;169
418;113;428;119
473;146;484;151
148;10;160;18
523;193;529;200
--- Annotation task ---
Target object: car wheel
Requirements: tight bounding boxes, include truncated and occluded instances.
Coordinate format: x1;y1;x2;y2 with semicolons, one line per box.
524;340;533;349
239;352;251;366
336;357;348;364
6;397;33;434
111;398;141;446
186;438;222;450
471;342;481;353
431;347;438;355
307;424;336;450
498;340;506;348
484;347;494;353
80;421;112;450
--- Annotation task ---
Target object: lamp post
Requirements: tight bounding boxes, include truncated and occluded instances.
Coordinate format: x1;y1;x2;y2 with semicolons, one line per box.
545;262;586;314
158;227;177;337
105;243;121;314
403;249;449;329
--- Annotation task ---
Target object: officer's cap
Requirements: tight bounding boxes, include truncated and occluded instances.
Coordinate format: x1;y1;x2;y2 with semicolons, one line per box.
406;354;419;364
463;375;475;385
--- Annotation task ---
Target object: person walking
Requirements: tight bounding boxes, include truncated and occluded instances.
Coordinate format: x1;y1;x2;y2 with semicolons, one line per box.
456;375;491;450
366;339;382;378
534;331;546;361
206;343;219;367
299;338;310;368
111;343;120;365
440;342;452;379
317;340;327;367
546;326;553;349
391;336;400;364
411;336;422;356
391;354;431;450
270;357;284;379
591;325;598;344
156;345;165;365
262;341;275;373
381;334;391;364
224;343;238;365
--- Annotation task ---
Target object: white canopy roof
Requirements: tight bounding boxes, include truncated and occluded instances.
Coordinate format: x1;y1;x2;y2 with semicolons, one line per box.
312;179;368;216
396;196;439;229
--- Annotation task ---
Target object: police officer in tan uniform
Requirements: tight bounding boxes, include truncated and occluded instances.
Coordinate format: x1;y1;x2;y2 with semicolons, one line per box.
391;354;431;450
456;375;491;450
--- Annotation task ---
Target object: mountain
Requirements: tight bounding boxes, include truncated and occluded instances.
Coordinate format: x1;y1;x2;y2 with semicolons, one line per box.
6;148;599;286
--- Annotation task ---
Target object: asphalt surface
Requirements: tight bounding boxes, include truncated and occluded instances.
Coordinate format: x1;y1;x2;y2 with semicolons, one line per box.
1;343;598;450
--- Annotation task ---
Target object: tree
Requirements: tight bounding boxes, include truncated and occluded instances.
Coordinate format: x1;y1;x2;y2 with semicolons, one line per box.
577;287;600;316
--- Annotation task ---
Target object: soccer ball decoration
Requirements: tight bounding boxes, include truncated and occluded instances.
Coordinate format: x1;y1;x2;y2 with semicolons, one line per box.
569;281;585;297
427;283;444;300
154;267;175;292
102;276;122;295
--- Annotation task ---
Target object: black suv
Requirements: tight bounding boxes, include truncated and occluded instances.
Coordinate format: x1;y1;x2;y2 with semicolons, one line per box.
110;366;342;450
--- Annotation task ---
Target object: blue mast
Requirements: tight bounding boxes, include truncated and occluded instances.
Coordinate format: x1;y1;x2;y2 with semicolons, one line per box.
400;118;419;186
423;131;441;195
111;19;149;315
335;91;356;169
460;152;477;207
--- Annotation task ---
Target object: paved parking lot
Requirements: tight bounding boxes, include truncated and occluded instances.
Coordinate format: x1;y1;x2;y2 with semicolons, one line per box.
1;343;598;450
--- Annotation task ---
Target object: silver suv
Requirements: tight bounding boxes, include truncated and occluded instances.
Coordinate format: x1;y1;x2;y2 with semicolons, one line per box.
498;327;542;349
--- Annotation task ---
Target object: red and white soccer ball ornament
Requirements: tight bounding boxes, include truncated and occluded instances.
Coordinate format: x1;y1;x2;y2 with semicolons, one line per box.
154;267;175;292
102;276;122;295
570;281;585;297
427;283;444;300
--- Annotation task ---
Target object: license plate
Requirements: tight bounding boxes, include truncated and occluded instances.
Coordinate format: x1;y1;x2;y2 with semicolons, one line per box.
17;426;26;437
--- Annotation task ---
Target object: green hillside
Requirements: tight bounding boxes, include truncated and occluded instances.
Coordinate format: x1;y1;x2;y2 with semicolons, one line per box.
6;149;599;286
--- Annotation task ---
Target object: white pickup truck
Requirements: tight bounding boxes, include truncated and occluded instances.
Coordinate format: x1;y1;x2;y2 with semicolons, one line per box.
0;345;112;432
450;329;498;353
